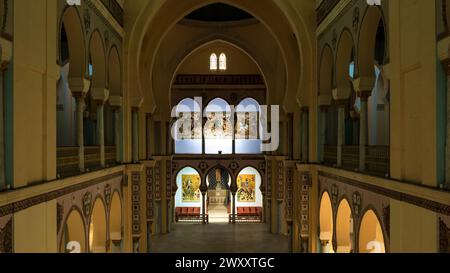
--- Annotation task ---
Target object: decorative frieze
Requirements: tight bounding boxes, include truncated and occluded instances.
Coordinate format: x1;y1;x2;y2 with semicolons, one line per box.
0;218;12;253
131;172;141;235
285;166;294;222
146;167;154;221
266;161;272;199
316;0;341;26
166;161;172;200
440;218;450;253
154;162;161;201
276;161;284;201
174;74;265;86
300;172;311;238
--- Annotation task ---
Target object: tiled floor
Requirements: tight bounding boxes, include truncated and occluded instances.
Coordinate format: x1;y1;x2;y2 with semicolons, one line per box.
151;223;289;253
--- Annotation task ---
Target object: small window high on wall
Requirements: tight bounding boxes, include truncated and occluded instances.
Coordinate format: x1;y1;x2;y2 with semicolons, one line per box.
210;53;218;71
210;53;226;71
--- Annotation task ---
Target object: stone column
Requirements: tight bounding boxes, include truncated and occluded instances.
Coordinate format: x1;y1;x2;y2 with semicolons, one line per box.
358;92;371;172
110;96;123;163
337;102;346;168
202;192;207;224
319;106;328;163
333;88;352;168
301;107;309;162
92;88;109;167
132;107;139;163
75;95;86;172
353;77;375;172
231;192;237;224
0;62;6;190
96;102;105;167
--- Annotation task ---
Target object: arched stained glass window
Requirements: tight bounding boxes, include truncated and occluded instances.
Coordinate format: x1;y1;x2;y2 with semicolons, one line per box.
210;53;218;70
219;53;227;70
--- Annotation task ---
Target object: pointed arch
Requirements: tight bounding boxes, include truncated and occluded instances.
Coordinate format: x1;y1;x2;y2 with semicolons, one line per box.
335;29;354;89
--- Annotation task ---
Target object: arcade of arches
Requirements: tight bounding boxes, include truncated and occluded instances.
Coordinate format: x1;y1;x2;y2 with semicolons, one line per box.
0;0;450;254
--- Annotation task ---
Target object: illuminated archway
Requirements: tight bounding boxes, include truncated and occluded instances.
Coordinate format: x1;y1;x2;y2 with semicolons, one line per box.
336;199;353;253
109;192;122;253
175;167;203;221
60;209;86;253
206;166;232;223
89;198;107;253
359;209;386;253
319;192;334;253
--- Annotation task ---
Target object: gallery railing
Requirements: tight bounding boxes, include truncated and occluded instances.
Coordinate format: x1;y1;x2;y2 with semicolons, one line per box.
324;145;337;166
57;146;117;177
342;145;360;171
366;145;390;177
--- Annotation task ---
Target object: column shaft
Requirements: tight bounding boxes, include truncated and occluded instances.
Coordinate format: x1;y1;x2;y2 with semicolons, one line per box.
337;104;345;167
97;102;105;167
301;109;308;162
319;108;328;163
202;193;207;224
76;96;85;172
132;109;139;163
114;109;121;163
232;193;236;224
359;97;369;171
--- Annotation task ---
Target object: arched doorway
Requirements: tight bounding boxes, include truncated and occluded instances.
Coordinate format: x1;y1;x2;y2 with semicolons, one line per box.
235;167;263;222
336;199;354;253
319;192;334;253
60;209;86;253
89;198;107;253
358;210;386;253
109;192;122;253
175;167;203;222
206;166;232;223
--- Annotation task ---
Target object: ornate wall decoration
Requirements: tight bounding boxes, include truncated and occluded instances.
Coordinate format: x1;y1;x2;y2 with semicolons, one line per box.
57;203;64;232
154;162;161;201
330;184;339;206
104;184;112;207
199;162;209;173
352;191;362;218
276;161;284;201
284;167;294;222
440;218;450;253
300;172;311;238
104;30;110;50
316;0;340;25
83;9;91;35
229;162;239;172
131;172;141;235
166;161;172;200
352;7;360;33
82;192;92;218
266;161;272;199
0;219;12;253
146;167;154;221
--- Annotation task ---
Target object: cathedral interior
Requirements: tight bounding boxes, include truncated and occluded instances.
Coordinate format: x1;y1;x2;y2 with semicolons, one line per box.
0;0;449;255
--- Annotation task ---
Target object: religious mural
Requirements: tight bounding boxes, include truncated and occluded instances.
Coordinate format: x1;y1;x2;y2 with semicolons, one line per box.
235;112;258;140
204;112;233;139
237;174;256;202
177;112;202;140
182;175;201;202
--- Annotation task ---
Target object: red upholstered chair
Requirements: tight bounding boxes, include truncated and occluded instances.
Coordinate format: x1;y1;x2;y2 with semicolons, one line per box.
256;207;262;217
188;207;195;216
243;207;250;216
181;207;188;216
250;207;256;216
176;207;181;216
237;207;244;216
194;207;201;216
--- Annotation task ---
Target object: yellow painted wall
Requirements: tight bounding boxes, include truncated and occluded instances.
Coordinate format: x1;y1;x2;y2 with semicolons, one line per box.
14;200;57;253
390;199;438;253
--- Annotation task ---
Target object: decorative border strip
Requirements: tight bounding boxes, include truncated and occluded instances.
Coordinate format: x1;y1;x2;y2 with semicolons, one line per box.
319;171;450;216
173;74;265;86
317;0;341;26
0;171;123;217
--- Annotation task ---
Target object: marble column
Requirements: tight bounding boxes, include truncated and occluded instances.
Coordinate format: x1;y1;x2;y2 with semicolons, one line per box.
359;91;371;172
319;106;328;163
232;192;237;224
202;192;207;224
75;95;86;172
337;102;346;168
113;107;121;163
96;101;105;167
0;63;5;190
301;108;309;162
132;107;139;163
